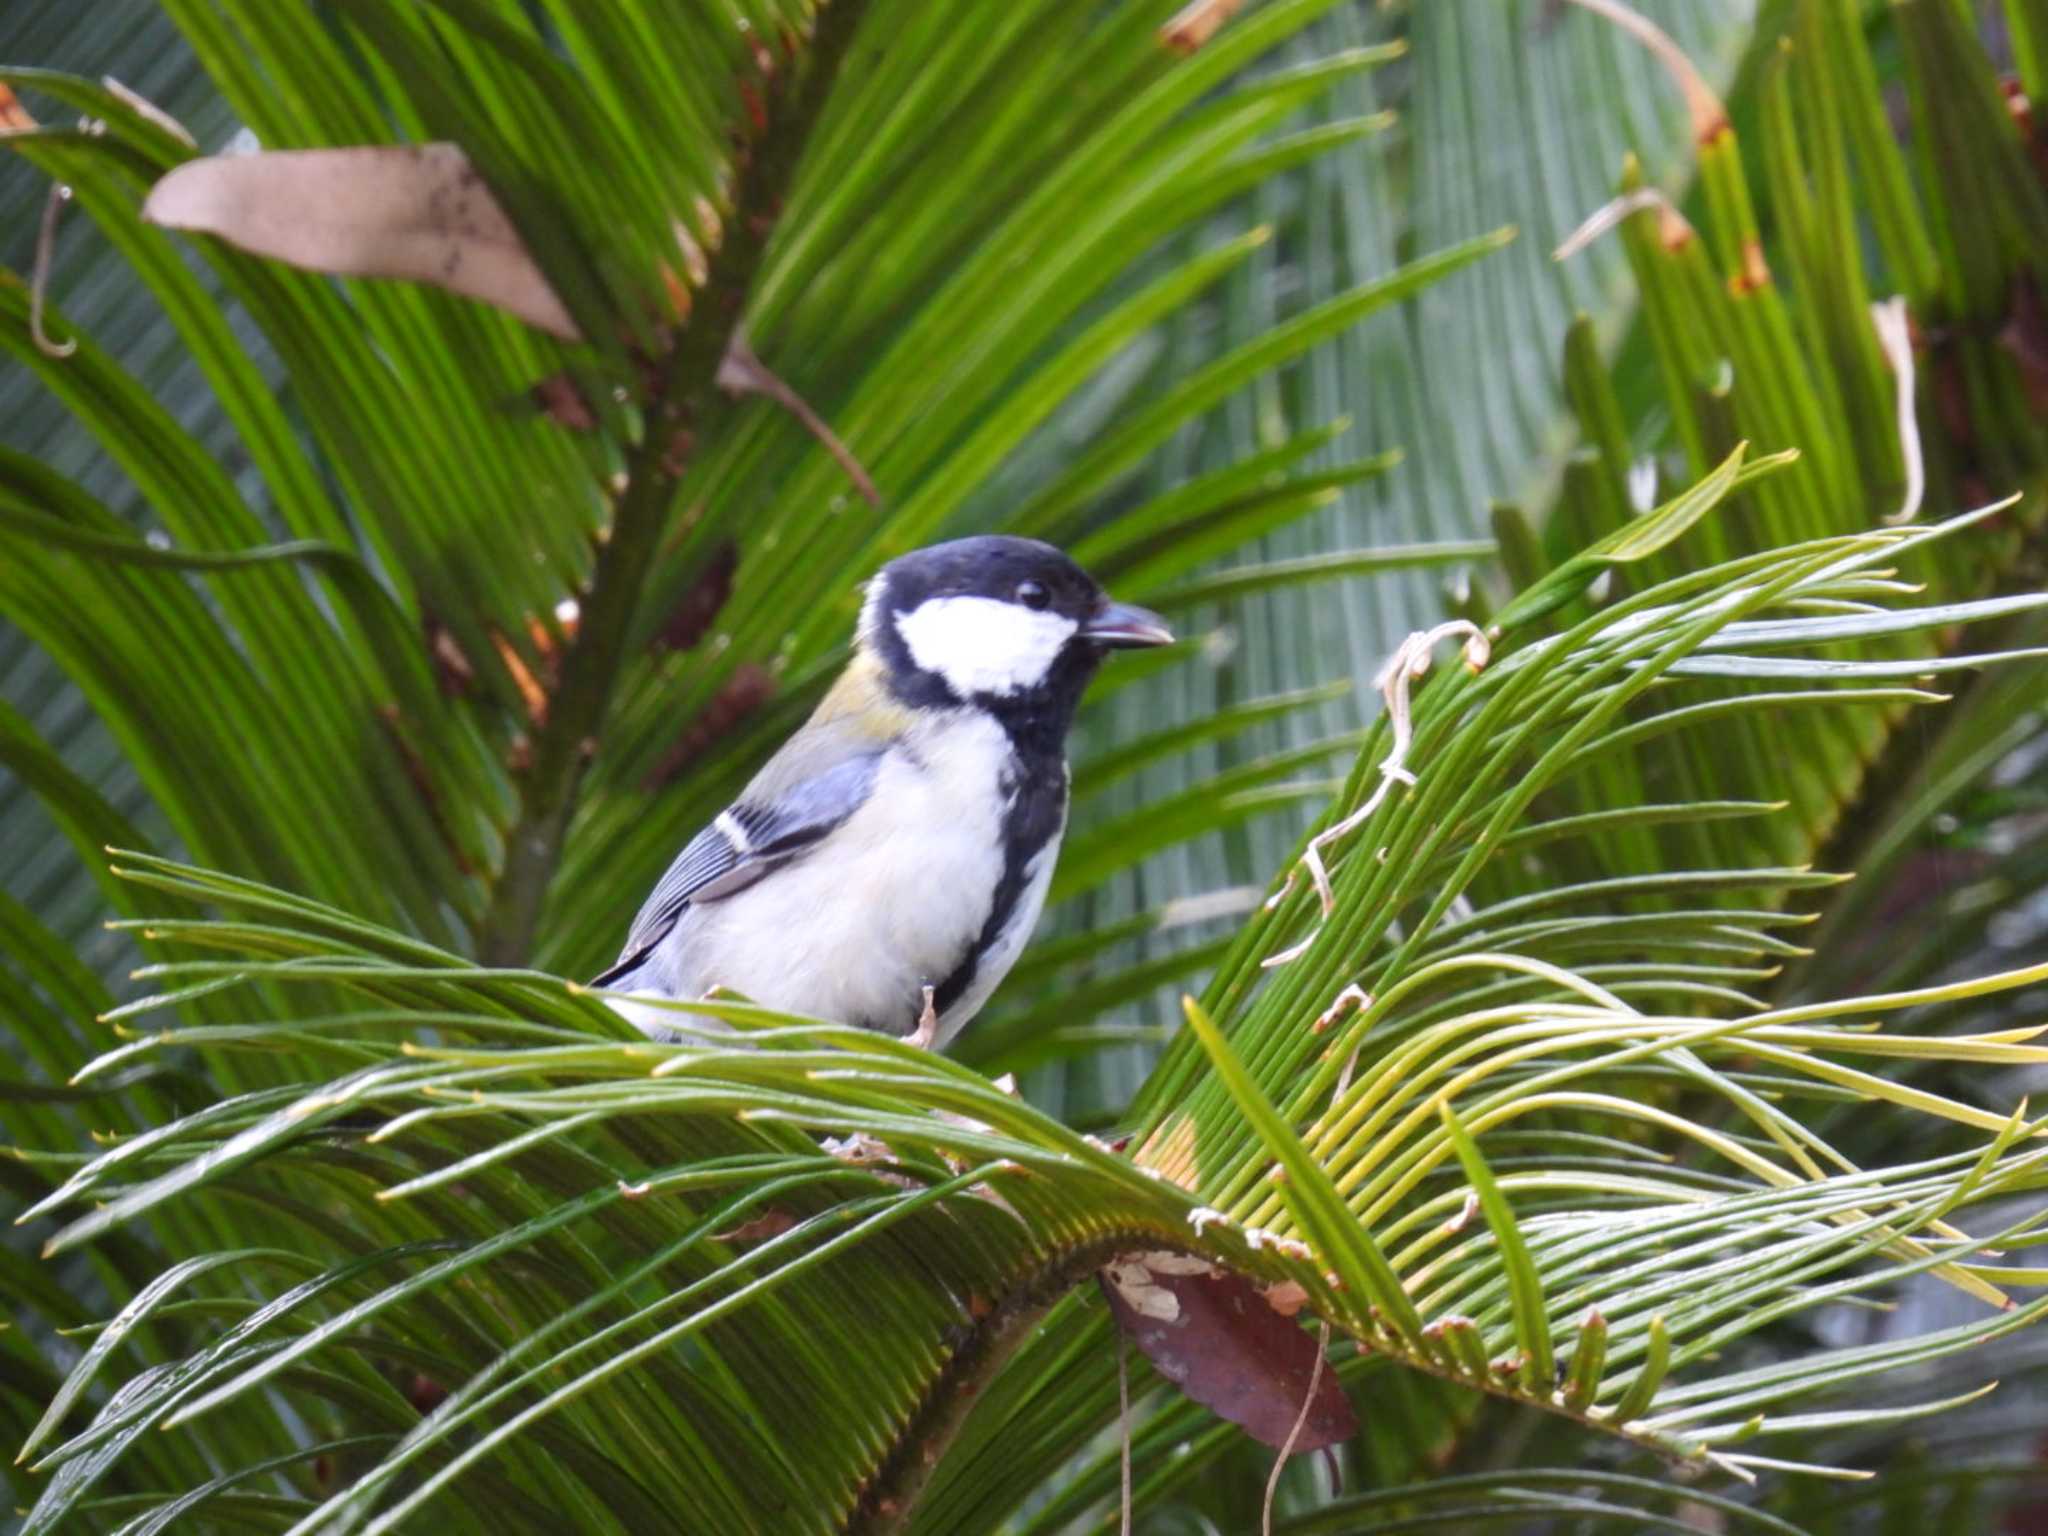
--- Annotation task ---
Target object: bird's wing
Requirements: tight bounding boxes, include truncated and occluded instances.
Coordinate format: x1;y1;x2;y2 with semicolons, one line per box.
592;745;885;988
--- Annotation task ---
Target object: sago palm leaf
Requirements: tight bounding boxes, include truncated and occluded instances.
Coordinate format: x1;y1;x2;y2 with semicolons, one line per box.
10;0;2048;1530
0;0;1496;1021
0;1;1518;1524
17;500;2048;1534
1491;5;2048;1517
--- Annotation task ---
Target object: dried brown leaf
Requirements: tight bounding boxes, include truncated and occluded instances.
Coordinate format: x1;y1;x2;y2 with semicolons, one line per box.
143;143;581;340
1099;1257;1355;1451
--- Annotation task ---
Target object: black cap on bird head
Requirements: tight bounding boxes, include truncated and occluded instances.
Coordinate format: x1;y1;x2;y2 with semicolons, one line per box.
859;536;1173;742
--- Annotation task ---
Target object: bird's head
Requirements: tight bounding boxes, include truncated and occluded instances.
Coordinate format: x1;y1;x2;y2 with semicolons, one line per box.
858;536;1173;735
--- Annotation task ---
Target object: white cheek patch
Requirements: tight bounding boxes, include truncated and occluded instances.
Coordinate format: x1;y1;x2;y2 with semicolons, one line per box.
894;595;1078;697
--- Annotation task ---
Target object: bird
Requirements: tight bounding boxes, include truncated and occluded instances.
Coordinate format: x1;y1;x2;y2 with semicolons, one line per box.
594;535;1174;1051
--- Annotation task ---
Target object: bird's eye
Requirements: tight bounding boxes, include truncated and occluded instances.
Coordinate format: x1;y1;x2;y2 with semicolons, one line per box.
1015;580;1051;611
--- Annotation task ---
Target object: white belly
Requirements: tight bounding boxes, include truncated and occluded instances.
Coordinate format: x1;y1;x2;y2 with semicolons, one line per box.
637;712;1050;1039
927;840;1057;1050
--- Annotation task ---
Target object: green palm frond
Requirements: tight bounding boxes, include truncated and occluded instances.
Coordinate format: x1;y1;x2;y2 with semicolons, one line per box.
10;0;2048;1530
16;501;2048;1533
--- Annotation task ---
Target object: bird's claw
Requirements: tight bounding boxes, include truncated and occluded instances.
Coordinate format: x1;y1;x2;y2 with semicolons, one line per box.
906;985;939;1050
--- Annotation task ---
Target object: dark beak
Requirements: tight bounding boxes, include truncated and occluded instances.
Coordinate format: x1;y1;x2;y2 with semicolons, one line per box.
1082;598;1175;649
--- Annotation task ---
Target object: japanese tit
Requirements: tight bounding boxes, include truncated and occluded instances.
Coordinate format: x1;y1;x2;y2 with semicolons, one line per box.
595;535;1174;1050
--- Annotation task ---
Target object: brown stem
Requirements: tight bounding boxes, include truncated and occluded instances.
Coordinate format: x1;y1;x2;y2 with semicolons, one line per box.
843;1226;1717;1535
842;1231;1181;1536
477;0;873;967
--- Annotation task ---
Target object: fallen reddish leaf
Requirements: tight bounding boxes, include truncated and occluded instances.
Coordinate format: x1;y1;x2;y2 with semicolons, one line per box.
1099;1253;1355;1451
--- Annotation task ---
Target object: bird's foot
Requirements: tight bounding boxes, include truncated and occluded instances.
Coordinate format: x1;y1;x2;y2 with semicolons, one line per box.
906;985;939;1050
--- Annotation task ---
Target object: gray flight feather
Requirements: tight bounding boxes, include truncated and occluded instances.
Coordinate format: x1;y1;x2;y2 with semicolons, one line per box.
594;746;884;988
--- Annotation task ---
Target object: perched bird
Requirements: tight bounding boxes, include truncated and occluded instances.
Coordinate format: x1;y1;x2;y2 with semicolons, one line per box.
595;536;1173;1050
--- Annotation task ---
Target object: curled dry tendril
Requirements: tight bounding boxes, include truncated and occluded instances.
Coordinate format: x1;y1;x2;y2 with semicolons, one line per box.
1261;621;1491;968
